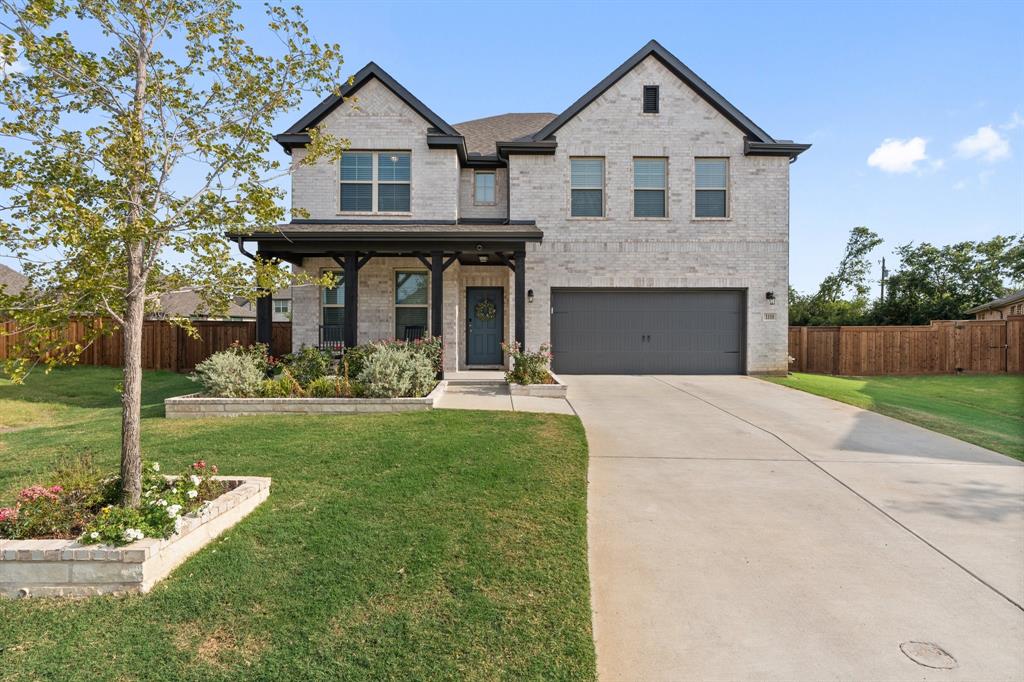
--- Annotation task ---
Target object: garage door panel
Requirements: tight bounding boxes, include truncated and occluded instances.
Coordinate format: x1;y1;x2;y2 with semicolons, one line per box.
551;289;745;374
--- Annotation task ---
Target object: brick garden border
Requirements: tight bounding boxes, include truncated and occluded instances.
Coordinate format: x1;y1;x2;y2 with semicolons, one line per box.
507;372;568;398
165;380;447;418
0;476;271;598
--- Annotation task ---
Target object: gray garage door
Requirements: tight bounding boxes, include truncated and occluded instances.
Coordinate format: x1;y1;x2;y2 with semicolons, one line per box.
550;289;745;374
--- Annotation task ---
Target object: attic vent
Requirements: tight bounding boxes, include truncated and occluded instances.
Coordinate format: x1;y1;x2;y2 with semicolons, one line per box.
763;312;777;321
643;85;659;113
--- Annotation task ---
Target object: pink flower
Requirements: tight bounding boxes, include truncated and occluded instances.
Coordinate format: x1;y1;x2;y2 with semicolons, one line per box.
18;485;58;502
192;460;206;470
0;507;17;523
49;485;63;494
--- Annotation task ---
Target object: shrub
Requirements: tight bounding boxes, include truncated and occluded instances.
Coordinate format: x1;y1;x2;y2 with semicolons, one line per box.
357;345;436;398
225;341;271;375
502;341;553;385
342;344;373;379
259;369;304;397
307;375;340;398
282;346;333;387
191;349;264;397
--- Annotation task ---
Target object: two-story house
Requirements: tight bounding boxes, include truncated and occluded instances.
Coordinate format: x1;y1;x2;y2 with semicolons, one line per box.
243;40;808;375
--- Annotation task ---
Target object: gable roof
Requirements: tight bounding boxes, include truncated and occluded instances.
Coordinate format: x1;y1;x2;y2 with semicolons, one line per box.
454;113;556;156
531;39;776;144
276;61;460;151
965;288;1024;315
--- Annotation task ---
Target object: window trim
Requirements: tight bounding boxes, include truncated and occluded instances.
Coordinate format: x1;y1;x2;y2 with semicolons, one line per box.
394;269;430;340
569;156;606;219
632;156;668;219
338;150;411;215
320;269;345;335
693;157;730;220
473;170;497;206
642;85;660;114
272;299;291;315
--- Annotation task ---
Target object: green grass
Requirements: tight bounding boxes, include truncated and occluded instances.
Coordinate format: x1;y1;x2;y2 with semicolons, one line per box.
762;373;1024;460
0;368;596;681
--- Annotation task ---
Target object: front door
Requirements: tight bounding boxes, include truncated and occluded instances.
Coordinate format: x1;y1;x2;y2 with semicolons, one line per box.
466;287;503;365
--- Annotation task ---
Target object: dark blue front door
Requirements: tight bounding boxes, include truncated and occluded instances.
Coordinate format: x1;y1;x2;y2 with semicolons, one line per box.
466;287;503;365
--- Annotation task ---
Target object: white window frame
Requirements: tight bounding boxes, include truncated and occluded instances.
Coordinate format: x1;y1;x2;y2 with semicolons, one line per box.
338;151;411;215
394;269;430;339
633;157;668;219
272;299;291;315
474;170;496;206
569;156;605;218
694;157;730;219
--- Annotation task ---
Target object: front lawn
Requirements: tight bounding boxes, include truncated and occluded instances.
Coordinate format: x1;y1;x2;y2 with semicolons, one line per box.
0;367;595;680
762;372;1024;460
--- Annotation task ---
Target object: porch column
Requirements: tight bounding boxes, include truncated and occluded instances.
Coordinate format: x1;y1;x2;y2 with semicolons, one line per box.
343;251;358;348
431;251;444;378
514;249;526;348
256;290;273;347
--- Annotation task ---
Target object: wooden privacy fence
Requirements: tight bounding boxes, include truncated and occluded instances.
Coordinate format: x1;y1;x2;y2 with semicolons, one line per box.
0;319;292;373
788;318;1024;375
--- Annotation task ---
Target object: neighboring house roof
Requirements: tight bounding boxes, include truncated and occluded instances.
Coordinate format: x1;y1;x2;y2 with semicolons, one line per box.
154;288;255;319
453;113;557;156
0;263;28;295
276;39;808;161
965;288;1024;315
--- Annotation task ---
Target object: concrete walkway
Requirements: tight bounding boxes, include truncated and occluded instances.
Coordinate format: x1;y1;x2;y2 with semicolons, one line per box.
568;375;1024;681
435;381;574;415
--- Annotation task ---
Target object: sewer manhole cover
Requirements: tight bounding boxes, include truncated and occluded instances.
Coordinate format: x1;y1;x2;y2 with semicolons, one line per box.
900;641;958;669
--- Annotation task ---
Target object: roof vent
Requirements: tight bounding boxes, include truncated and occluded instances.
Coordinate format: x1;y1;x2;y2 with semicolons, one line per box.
643;85;659;114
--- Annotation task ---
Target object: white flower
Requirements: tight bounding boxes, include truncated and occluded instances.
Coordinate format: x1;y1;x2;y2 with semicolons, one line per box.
156;498;168;507
151;462;160;472
187;489;198;499
90;531;100;539
123;528;145;542
170;487;178;494
166;504;182;518
190;475;201;486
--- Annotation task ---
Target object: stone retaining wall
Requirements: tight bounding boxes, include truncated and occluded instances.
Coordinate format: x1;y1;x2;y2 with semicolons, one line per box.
0;476;271;598
165;381;447;419
507;373;568;398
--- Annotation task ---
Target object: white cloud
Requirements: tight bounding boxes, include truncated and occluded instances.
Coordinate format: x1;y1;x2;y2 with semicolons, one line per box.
955;125;1010;162
0;57;24;75
1002;112;1024;131
952;180;967;191
867;137;929;173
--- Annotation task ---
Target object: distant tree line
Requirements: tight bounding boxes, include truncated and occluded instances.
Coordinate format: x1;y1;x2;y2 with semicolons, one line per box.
790;227;1024;326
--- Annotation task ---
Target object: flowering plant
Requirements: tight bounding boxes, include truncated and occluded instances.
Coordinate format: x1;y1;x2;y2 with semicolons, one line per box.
79;460;225;546
501;341;554;385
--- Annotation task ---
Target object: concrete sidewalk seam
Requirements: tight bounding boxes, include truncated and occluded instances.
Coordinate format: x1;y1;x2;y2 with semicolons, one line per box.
648;375;1024;614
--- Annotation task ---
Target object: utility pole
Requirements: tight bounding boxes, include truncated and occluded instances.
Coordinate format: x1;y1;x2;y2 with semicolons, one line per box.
879;257;888;302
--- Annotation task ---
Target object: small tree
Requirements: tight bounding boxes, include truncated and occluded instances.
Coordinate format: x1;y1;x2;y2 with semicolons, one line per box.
0;0;347;505
790;226;882;325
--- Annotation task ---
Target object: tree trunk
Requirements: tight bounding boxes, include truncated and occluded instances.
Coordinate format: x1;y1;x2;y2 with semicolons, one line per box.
120;246;146;507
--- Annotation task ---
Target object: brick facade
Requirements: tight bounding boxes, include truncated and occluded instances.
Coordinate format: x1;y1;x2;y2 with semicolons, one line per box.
286;54;792;374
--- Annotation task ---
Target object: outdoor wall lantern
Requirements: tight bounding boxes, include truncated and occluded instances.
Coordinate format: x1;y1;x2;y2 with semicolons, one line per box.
527;289;534;303
766;291;776;305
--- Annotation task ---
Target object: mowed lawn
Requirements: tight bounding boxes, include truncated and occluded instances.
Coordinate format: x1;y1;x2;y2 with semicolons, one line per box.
0;368;596;681
763;372;1024;460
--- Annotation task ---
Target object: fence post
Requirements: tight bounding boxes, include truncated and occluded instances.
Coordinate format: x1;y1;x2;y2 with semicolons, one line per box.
832;327;841;375
799;326;808;372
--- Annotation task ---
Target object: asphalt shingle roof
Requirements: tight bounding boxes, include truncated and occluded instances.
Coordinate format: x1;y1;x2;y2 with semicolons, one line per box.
453;113;556;156
0;263;28;295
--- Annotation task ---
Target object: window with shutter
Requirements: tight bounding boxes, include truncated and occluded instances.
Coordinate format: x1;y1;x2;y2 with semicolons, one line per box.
643;85;659;114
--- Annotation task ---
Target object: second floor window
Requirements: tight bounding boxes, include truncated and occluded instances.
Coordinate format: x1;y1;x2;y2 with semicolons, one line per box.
634;157;667;217
474;171;496;205
340;151;411;213
695;158;728;218
570;157;604;217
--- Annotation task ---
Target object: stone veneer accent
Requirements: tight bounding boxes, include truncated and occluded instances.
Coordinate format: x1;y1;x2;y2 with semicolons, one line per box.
165;381;446;419
0;476;270;598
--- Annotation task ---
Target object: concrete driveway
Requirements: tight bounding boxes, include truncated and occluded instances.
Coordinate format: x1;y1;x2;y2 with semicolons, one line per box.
568;375;1024;681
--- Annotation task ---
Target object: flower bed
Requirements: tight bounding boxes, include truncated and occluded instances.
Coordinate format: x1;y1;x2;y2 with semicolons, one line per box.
166;380;447;418
0;475;270;598
0;458;270;598
501;341;568;398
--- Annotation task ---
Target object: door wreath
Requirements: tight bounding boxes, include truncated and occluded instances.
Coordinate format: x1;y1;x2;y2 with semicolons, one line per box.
474;298;497;321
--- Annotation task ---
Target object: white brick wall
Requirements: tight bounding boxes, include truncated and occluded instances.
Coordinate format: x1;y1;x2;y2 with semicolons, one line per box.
458;167;507;221
509;56;790;373
286;58;791;374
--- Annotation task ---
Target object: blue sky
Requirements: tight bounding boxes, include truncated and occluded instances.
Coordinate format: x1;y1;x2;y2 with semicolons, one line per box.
249;0;1023;293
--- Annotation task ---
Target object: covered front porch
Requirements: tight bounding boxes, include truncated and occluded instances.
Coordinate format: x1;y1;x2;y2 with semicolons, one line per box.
244;220;542;375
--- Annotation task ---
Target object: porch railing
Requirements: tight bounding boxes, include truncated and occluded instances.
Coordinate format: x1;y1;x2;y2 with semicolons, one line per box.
319;325;344;353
